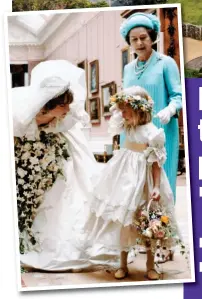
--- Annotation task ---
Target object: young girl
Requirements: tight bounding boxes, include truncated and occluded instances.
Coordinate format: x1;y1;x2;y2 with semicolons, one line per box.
85;86;179;280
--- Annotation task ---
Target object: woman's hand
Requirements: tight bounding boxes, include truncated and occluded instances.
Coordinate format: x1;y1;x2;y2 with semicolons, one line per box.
35;112;55;126
157;103;176;124
151;187;160;201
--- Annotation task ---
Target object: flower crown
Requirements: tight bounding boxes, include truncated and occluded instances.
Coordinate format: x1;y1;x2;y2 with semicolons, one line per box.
110;93;154;113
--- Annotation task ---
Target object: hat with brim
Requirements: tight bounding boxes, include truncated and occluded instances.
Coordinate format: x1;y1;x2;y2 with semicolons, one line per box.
120;12;160;41
12;60;88;137
12;76;71;135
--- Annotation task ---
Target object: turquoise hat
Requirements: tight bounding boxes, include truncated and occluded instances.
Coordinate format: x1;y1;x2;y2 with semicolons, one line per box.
120;12;160;40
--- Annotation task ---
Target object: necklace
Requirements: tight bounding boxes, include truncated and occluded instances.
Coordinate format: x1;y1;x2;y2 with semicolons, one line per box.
134;50;154;76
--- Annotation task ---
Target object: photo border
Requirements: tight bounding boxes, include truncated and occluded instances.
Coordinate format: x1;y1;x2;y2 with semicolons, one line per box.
4;3;195;292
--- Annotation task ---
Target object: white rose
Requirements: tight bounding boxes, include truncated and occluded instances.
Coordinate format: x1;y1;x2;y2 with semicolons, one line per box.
24;143;32;151
18;179;25;185
34;166;41;172
47;164;55;171
21;152;31;160
34;175;41;181
33;142;45;150
35;150;42;156
23;184;30;190
28;175;34;180
134;95;141;101
30;157;39;165
143;228;153;238
17;168;27;178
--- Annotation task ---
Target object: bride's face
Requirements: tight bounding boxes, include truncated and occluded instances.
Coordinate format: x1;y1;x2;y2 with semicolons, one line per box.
36;103;70;126
47;103;70;119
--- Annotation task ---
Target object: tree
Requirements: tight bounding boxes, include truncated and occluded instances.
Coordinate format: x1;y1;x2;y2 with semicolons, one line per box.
12;0;109;11
111;0;167;6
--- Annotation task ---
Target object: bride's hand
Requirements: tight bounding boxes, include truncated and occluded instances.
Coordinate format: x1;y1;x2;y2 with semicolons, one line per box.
35;112;55;126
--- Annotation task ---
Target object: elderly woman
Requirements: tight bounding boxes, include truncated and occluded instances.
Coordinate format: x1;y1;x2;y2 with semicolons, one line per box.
119;12;182;204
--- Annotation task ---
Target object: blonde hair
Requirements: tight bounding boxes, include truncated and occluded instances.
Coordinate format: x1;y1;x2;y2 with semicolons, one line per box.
117;86;152;130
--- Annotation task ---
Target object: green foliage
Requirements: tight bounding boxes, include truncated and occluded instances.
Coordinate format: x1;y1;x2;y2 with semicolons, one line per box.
167;0;202;25
112;0;167;6
12;0;109;11
184;68;202;78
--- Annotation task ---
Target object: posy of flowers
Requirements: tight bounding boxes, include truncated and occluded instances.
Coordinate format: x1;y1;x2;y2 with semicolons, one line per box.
15;130;69;254
133;199;186;255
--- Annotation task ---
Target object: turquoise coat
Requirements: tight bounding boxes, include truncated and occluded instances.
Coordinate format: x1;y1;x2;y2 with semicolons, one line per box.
121;51;182;201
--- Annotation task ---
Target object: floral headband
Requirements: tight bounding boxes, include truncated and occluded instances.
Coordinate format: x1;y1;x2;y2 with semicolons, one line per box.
110;93;154;113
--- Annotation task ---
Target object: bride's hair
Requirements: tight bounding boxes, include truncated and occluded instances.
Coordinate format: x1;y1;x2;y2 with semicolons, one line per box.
117;86;152;130
43;89;74;112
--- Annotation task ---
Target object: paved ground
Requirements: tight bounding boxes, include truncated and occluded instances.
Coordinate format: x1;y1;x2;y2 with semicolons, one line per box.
183;37;202;65
21;172;193;289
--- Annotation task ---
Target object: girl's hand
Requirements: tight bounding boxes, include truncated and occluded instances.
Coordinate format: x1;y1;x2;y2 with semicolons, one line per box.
151;187;160;201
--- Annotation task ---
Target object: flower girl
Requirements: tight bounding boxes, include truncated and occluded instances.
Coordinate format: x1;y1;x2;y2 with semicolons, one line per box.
85;86;181;280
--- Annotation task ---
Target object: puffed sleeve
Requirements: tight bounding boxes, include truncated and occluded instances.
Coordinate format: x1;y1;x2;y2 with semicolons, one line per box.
144;126;167;167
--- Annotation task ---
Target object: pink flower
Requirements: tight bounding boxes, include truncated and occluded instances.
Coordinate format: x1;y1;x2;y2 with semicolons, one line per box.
155;230;165;239
140;210;148;217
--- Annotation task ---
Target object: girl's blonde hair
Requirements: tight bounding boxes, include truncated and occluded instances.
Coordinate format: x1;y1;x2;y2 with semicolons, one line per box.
117;86;152;130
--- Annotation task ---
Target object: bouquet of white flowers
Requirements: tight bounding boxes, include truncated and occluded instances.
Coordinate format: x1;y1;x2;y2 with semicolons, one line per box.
15;130;69;254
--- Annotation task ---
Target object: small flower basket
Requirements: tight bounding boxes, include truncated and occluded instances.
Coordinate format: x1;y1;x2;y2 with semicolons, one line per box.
133;198;186;255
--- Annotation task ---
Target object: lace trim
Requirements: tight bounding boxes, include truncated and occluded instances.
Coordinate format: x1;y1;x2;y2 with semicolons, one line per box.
144;146;167;167
89;194;139;227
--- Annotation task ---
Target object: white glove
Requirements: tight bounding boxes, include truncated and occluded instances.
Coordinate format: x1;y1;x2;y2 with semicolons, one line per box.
108;105;124;136
109;104;117;113
109;105;123;121
157;102;177;124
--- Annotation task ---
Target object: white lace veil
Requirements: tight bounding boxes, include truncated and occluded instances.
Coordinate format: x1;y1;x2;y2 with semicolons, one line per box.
12;60;90;137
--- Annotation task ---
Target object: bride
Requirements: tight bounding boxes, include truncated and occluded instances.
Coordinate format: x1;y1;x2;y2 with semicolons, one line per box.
13;60;118;272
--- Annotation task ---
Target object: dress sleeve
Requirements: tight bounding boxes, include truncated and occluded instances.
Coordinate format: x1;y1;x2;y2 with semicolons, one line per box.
144;126;167;167
107;106;124;137
163;56;182;114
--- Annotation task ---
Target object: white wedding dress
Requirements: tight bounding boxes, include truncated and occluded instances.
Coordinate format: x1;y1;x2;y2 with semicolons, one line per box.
20;118;119;271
